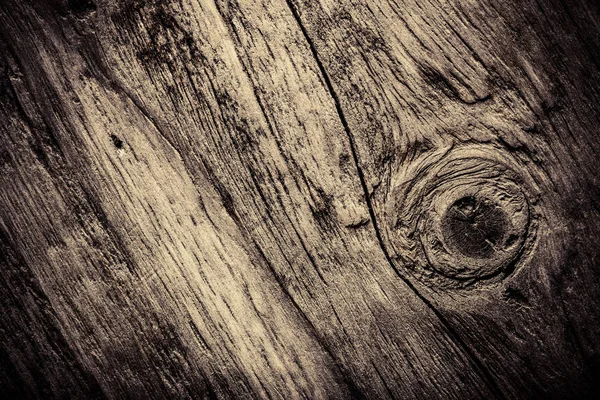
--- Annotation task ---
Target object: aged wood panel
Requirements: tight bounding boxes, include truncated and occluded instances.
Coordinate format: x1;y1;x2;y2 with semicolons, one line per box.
286;0;600;398
0;0;599;398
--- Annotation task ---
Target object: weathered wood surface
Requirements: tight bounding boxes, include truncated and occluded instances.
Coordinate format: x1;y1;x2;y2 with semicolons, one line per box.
0;0;599;398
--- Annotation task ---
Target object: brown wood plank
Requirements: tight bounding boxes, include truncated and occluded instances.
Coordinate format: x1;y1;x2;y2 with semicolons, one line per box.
0;0;598;398
286;0;600;398
0;2;349;398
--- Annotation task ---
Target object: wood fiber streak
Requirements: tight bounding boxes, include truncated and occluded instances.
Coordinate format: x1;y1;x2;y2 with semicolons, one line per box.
0;0;599;399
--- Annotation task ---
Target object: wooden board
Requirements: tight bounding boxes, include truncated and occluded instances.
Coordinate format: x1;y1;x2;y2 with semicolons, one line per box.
0;0;598;398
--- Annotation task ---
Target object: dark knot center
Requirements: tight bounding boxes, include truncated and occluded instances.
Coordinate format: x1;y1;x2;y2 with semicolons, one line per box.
441;196;509;259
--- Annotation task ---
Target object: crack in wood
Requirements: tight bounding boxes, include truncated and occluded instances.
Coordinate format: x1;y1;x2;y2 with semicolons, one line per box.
284;0;509;397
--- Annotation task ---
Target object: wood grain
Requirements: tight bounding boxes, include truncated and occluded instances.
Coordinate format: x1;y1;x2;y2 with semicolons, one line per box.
0;0;599;398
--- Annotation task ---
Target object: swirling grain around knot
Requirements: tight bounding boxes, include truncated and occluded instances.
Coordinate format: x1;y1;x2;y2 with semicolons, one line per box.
387;144;539;289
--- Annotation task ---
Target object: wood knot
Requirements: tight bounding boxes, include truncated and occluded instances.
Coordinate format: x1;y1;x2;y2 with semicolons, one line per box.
420;177;529;280
387;145;536;288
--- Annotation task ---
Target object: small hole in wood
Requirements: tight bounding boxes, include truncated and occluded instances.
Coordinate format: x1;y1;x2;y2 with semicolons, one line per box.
110;134;124;149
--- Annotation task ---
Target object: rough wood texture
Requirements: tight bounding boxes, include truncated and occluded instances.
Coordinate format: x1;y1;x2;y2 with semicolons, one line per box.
0;0;599;398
